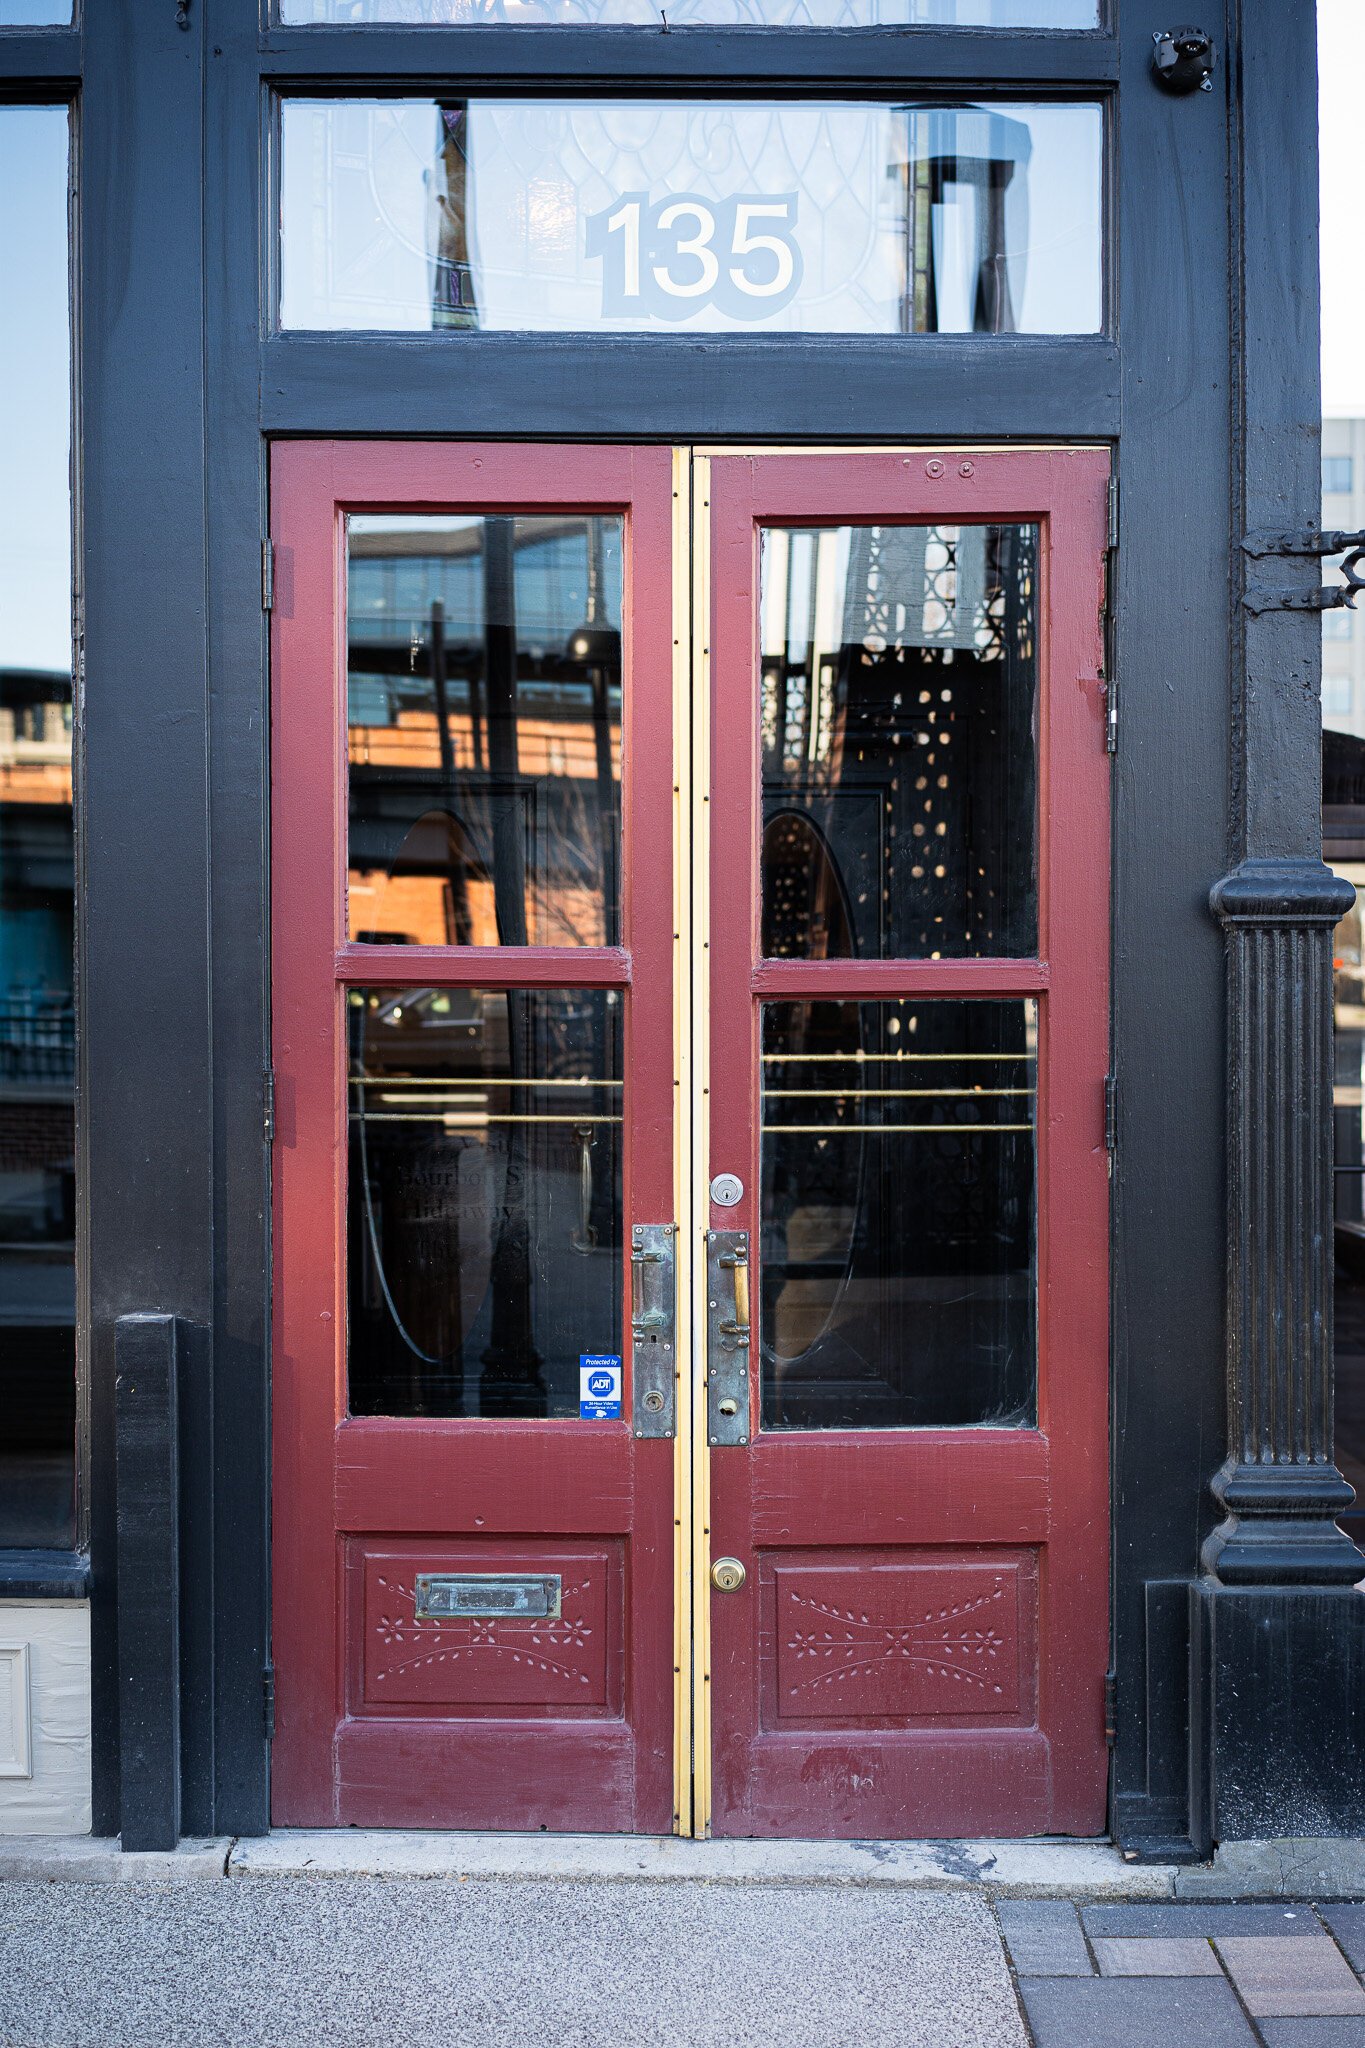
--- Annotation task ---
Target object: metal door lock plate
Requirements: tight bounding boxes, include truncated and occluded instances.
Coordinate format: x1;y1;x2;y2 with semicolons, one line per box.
711;1557;746;1593
706;1229;750;1445
630;1223;677;1438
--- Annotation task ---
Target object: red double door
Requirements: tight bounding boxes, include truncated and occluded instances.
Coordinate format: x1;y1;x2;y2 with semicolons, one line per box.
271;442;1111;1838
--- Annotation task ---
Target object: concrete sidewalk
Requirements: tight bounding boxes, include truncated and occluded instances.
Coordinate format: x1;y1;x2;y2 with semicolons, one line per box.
6;1838;1365;2046
0;1876;1023;2048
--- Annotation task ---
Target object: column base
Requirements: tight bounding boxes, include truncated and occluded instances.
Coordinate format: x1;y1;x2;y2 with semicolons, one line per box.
1202;1458;1365;1584
1193;1580;1365;1843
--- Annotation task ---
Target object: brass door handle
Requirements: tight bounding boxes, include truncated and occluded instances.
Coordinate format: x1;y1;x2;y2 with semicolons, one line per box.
706;1230;750;1446
717;1245;749;1342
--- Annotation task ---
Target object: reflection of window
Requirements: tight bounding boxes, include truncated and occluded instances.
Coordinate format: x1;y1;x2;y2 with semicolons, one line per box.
1324;455;1354;496
1325;611;1355;643
0;105;76;1551
1325;676;1354;719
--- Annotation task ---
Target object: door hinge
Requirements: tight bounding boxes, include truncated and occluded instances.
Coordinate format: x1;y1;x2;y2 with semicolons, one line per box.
1242;528;1365;613
263;1663;276;1742
264;1067;276;1145
1104;1668;1117;1747
262;540;275;613
1107;474;1120;552
1104;1073;1118;1155
1104;677;1117;756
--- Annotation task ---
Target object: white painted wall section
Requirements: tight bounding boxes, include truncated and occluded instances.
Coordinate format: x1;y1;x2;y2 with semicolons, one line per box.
0;1603;91;1834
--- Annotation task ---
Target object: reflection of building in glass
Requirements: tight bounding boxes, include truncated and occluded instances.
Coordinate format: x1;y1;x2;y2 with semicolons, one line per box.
1322;422;1365;1542
0;662;76;1548
347;514;623;950
281;98;1102;337
759;522;1037;961
1321;419;1365;733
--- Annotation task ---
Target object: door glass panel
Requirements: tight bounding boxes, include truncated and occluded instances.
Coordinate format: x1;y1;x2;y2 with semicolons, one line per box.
347;514;622;947
347;984;622;1417
760;996;1036;1429
761;523;1037;959
281;101;1103;337
281;2;1098;22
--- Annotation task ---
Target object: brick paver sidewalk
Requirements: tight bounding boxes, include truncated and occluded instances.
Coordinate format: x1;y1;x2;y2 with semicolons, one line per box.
1000;1900;1365;2047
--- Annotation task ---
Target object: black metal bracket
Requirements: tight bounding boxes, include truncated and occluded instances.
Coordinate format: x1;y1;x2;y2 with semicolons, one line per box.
1242;529;1365;614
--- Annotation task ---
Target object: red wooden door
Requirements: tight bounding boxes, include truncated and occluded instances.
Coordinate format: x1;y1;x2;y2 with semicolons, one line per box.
270;442;678;1830
703;449;1112;1837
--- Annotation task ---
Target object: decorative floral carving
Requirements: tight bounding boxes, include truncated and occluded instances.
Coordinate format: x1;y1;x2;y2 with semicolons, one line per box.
372;1574;595;1688
783;1577;1011;1700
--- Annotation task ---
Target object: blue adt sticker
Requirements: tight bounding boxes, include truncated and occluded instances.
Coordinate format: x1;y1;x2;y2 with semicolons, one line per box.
579;1354;622;1420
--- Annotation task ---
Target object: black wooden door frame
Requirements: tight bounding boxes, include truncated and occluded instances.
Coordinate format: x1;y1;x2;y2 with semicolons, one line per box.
3;0;1349;1850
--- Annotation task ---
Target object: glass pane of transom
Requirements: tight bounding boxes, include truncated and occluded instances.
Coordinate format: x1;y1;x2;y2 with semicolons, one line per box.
347;514;623;948
760;997;1037;1430
281;1;1098;24
760;523;1038;959
281;100;1102;336
347;985;623;1418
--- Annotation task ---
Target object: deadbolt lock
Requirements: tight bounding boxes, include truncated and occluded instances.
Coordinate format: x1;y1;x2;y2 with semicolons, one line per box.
711;1557;746;1594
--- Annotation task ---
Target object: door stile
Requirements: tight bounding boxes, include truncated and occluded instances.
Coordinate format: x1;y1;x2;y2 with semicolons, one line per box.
688;453;716;1837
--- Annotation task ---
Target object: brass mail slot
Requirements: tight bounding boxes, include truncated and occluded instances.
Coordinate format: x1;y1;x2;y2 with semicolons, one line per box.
414;1572;562;1621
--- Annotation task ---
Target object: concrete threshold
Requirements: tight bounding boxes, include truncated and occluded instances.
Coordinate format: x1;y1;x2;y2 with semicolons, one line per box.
229;1830;1175;1896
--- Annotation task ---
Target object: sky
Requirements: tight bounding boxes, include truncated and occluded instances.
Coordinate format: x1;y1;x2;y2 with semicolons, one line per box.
1320;0;1365;414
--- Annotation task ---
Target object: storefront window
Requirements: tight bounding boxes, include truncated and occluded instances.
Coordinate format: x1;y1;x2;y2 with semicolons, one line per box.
0;105;75;1550
0;3;72;20
280;98;1102;336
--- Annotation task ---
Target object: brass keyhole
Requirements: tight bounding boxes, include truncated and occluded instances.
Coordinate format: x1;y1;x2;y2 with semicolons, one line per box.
711;1557;746;1594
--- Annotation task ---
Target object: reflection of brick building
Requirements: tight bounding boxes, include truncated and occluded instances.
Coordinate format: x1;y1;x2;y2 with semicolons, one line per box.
347;515;622;951
0;663;76;1551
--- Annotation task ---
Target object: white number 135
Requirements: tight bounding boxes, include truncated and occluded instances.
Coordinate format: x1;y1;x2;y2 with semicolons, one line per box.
587;193;802;321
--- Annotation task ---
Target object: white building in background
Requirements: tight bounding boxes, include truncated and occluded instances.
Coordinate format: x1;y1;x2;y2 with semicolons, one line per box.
1322;416;1365;737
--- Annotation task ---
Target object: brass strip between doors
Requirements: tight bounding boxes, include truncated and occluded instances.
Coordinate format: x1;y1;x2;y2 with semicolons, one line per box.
670;445;696;1839
690;452;715;1840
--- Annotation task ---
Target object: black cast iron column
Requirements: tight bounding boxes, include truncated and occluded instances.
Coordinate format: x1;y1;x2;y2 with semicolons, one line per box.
1206;859;1360;1585
1192;0;1365;1850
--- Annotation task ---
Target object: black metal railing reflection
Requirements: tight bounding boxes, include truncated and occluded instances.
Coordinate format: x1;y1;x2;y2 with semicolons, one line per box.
0;1000;75;1084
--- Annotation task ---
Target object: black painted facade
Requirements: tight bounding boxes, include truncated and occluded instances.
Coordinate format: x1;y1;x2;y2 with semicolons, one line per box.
0;0;1357;1854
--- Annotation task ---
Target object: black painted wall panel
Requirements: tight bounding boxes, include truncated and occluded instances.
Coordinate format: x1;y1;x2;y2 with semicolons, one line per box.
1107;0;1231;1847
80;1;213;1835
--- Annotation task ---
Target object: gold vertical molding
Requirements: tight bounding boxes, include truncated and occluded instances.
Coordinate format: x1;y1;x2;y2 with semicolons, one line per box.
669;447;695;1837
689;454;714;1837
